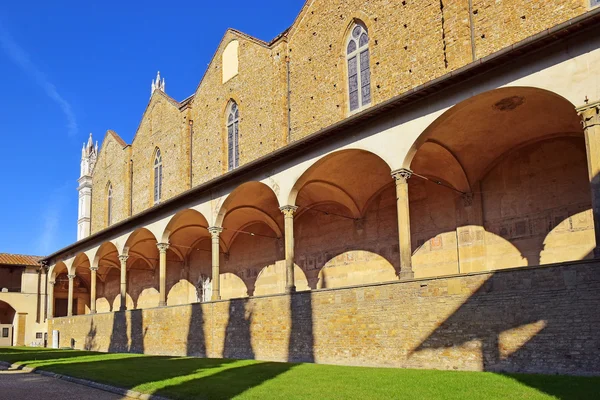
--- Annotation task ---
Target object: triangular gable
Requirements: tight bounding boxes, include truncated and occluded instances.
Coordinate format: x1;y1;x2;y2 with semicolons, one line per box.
130;89;183;144
93;129;129;177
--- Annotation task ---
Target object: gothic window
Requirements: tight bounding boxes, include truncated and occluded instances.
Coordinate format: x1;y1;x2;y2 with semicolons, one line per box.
346;22;371;112
227;101;240;171
107;183;113;226
153;148;163;204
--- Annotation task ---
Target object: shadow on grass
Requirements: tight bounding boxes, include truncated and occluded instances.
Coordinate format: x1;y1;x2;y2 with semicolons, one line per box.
0;348;294;400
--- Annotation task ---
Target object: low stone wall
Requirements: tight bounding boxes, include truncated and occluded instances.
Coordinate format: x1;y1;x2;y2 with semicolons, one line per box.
49;261;600;376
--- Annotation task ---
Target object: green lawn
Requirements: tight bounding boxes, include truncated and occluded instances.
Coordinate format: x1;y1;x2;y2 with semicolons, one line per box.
0;347;597;400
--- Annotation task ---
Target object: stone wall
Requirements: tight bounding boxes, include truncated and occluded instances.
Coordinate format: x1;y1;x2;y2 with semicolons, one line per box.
91;131;130;234
189;31;288;186
50;261;600;376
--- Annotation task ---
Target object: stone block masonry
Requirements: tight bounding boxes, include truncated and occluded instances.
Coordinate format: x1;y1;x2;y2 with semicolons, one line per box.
49;261;600;376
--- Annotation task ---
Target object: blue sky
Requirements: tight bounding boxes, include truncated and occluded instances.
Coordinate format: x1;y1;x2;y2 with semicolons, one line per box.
0;0;305;256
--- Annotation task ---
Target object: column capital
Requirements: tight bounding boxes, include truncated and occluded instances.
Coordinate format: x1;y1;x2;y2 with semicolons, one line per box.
118;254;129;263
157;242;170;253
67;274;76;280
208;226;223;238
577;101;600;130
89;266;99;272
391;168;412;183
49;280;56;286
279;205;298;217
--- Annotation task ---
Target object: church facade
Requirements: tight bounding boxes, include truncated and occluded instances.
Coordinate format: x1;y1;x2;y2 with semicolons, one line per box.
32;0;600;374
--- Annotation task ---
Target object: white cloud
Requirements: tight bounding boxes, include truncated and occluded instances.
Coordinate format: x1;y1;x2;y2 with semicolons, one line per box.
0;24;78;136
37;182;71;255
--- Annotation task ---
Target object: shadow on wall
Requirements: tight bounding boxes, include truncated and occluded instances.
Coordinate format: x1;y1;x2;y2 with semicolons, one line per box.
84;320;97;350
186;302;207;357
288;291;314;363
411;259;600;394
223;298;255;360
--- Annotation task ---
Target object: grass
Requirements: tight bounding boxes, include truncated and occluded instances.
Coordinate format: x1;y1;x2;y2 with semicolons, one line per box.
0;347;598;400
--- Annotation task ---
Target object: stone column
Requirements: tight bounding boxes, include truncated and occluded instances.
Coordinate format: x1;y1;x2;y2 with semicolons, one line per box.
391;168;414;279
280;205;298;294
67;274;75;317
579;102;600;257
208;227;223;301
118;254;129;311
47;280;55;319
157;243;170;307
89;266;98;314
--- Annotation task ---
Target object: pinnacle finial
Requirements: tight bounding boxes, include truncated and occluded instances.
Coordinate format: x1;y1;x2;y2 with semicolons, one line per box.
151;71;165;97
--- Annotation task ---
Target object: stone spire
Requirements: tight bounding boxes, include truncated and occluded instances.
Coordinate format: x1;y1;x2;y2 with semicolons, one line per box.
78;133;97;240
80;133;98;177
151;71;165;96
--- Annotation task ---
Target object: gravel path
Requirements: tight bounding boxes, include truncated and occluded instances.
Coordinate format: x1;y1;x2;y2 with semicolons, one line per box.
0;365;134;400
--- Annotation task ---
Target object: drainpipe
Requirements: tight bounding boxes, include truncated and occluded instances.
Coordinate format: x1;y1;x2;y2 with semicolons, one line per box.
468;0;476;61
189;119;194;188
129;159;134;216
286;55;292;143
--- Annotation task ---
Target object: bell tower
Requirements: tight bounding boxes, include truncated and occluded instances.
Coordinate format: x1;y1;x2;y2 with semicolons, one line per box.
77;133;98;240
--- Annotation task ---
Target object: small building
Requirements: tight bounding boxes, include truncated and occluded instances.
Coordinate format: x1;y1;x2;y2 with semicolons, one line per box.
0;253;47;347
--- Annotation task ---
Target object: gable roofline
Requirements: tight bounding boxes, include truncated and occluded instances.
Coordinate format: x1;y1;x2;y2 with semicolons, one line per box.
92;130;129;177
130;89;184;144
284;0;313;38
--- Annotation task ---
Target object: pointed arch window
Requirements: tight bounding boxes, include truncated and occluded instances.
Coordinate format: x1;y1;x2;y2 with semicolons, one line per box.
346;22;371;112
227;101;240;171
153;149;163;204
107;183;113;226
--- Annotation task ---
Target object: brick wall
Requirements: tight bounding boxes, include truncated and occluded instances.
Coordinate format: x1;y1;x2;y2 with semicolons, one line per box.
50;261;600;375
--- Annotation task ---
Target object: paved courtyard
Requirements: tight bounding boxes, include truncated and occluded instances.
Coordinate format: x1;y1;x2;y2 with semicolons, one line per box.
0;365;131;400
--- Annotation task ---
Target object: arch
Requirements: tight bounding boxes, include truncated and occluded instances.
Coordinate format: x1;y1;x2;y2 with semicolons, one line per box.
403;86;583;185
404;86;590;278
0;300;16;324
294;181;361;219
153;147;163;204
316;251;397;289
254;263;310;296
215;181;283;297
161;208;210;243
288;149;392;212
215;181;281;228
226;100;240;171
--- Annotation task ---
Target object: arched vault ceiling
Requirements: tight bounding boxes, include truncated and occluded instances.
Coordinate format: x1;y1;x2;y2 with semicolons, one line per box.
219;182;281;224
294;150;391;212
414;87;583;185
221;207;283;248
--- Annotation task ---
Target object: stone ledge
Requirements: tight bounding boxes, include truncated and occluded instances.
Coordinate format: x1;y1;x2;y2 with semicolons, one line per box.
0;360;171;400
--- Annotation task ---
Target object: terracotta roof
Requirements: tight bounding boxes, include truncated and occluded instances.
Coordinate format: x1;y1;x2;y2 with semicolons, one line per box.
0;253;42;267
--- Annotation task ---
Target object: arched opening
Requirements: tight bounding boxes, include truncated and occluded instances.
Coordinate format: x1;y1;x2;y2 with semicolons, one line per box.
51;262;70;317
407;87;592;276
71;253;91;315
124;228;159;309
163;209;210;305
94;242;121;312
0;300;16;346
291;149;398;289
216;181;296;297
